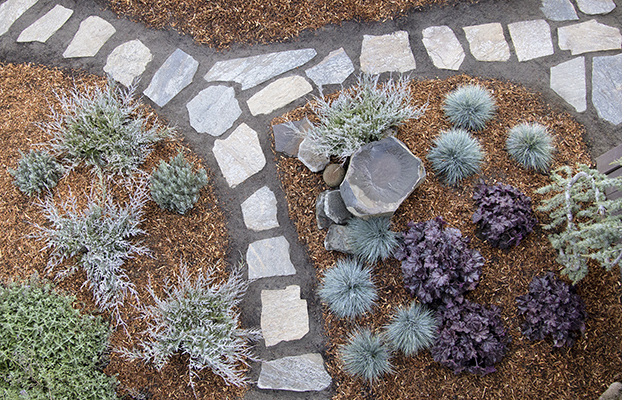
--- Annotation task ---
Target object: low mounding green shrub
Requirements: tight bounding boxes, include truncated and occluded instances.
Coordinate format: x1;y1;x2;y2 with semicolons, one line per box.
506;122;555;172
340;328;393;383
427;128;484;186
8;149;64;196
318;258;377;318
150;152;208;215
384;302;438;356
0;276;117;400
346;216;400;264
442;84;496;131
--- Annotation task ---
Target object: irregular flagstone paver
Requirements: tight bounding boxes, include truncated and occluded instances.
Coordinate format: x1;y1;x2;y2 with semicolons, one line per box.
241;186;279;232
508;19;554;62
261;285;309;347
212;123;266;188
592;54;622;125
421;25;465;70
576;0;616;14
17;4;72;43
247;236;295;280
550;57;586;112
258;354;332;392
463;23;510;62
144;49;198;108
305;48;354;88
186;85;241;136
247;75;312;116
558;20;622;55
62;16;115;58
204;49;317;90
103;40;152;87
0;0;38;36
272;117;312;157
540;0;578;21
360;31;416;74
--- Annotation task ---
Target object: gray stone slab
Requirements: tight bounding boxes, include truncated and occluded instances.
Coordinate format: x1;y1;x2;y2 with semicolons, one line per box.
558;20;621;55
316;191;332;230
17;4;72;43
247;236;295;280
593;54;622;125
540;0;578;21
62;16;115;58
247;75;312;116
360;31;417;74
241;186;279;232
212;123;266;188
421;25;465;70
103;40;152;87
508;19;554;62
577;0;616;14
204;49;317;90
186;85;241;136
272;117;312;157
258;354;332;392
305;48;354;88
324;224;354;253
463;23;511;62
144;49;198;108
298;137;329;172
324;190;352;225
0;0;38;36
261;285;309;347
550;57;586;112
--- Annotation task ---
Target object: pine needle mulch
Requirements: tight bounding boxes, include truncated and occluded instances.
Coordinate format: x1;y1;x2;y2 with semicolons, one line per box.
272;74;622;399
0;62;246;400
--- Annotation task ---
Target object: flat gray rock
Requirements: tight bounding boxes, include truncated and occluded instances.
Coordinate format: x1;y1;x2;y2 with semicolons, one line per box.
144;49;198;107
186;85;241;136
599;382;622;400
421;25;465;70
508;19;554;62
576;0;616;14
558;20;621;55
17;4;72;43
261;285;309;347
241;186;279;232
258;354;332;392
272;117;312;157
247;75;312;116
204;49;317;90
463;23;511;62
550;57;586;112
540;0;578;21
593;54;622;125
0;0;38;36
360;31;416;74
324;190;352;225
324;224;354;253
103;40;152;87
212;123;266;188
247;236;295;280
298;137;329;172
62;16;115;58
305;48;354;88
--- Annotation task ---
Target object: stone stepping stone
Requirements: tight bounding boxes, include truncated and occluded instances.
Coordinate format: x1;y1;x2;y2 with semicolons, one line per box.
103;40;152;87
360;31;416;74
421;25;465;70
144;48;198;108
550;57;586;112
261;285;309;347
212;123;266;188
247;75;312;116
17;4;72;43
540;0;578;21
463;23;510;62
576;0;616;14
186;85;241;136
558;20;621;55
258;354;332;392
0;0;38;36
204;49;317;90
508;20;554;62
592;54;622;125
305;48;354;88
241;186;279;232
272;117;312;157
247;236;295;280
63;16;115;58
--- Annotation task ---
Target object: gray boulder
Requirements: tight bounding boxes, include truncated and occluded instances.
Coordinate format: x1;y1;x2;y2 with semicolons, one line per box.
600;382;622;400
315;191;332;230
324;190;353;224
272;117;312;157
298;137;329;172
324;224;354;254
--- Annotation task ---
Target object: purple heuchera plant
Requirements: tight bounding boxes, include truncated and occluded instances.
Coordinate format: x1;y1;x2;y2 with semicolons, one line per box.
516;272;586;347
395;217;484;306
431;300;510;375
472;182;537;249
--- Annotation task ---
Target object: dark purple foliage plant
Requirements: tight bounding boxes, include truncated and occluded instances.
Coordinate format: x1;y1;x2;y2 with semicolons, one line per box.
516;272;586;348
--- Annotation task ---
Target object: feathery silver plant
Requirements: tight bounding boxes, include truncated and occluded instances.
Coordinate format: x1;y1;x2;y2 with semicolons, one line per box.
442;84;496;131
340;328;393;383
384;302;439;356
346;216;400;264
427;128;484;186
506;122;555;172
8;149;64;196
318;258;377;318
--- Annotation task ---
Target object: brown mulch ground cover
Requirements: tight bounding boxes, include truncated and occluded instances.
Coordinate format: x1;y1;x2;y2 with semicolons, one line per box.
0;62;246;400
273;74;622;399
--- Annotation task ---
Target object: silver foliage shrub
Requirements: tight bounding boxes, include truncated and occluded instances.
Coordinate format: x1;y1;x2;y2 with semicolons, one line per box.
8;149;64;196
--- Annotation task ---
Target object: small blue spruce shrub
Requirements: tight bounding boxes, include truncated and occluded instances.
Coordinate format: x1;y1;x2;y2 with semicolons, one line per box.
346;216;400;264
9;149;63;196
318;258;377;318
384;302;439;356
442;84;496;131
427;128;484;186
340;328;393;383
506;122;555;172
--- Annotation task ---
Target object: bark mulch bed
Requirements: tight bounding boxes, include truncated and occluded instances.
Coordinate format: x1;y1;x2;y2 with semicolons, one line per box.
0;62;246;400
272;74;622;399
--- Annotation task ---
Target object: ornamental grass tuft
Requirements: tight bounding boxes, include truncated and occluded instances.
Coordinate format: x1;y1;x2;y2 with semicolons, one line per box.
340;328;393;383
346;216;400;264
8;149;64;196
318;258;377;318
442;84;496;131
427;128;484;186
506;122;555;172
384;302;439;356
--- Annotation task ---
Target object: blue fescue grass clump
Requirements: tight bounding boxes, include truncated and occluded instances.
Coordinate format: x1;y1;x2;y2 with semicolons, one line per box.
427;128;484;186
346;216;400;264
340;328;393;383
442;84;496;131
384;302;439;356
8;149;64;196
318;258;377;318
506;122;555;172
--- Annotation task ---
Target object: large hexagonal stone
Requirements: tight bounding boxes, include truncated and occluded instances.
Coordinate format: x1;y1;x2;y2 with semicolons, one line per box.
340;137;425;218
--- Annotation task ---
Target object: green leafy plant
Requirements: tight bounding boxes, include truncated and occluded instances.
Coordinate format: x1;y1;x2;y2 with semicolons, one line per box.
340;328;393;383
427;128;484;186
384;302;438;356
318;258;377;318
506;122;555;172
8;149;64;196
346;216;400;264
442;84;496;131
